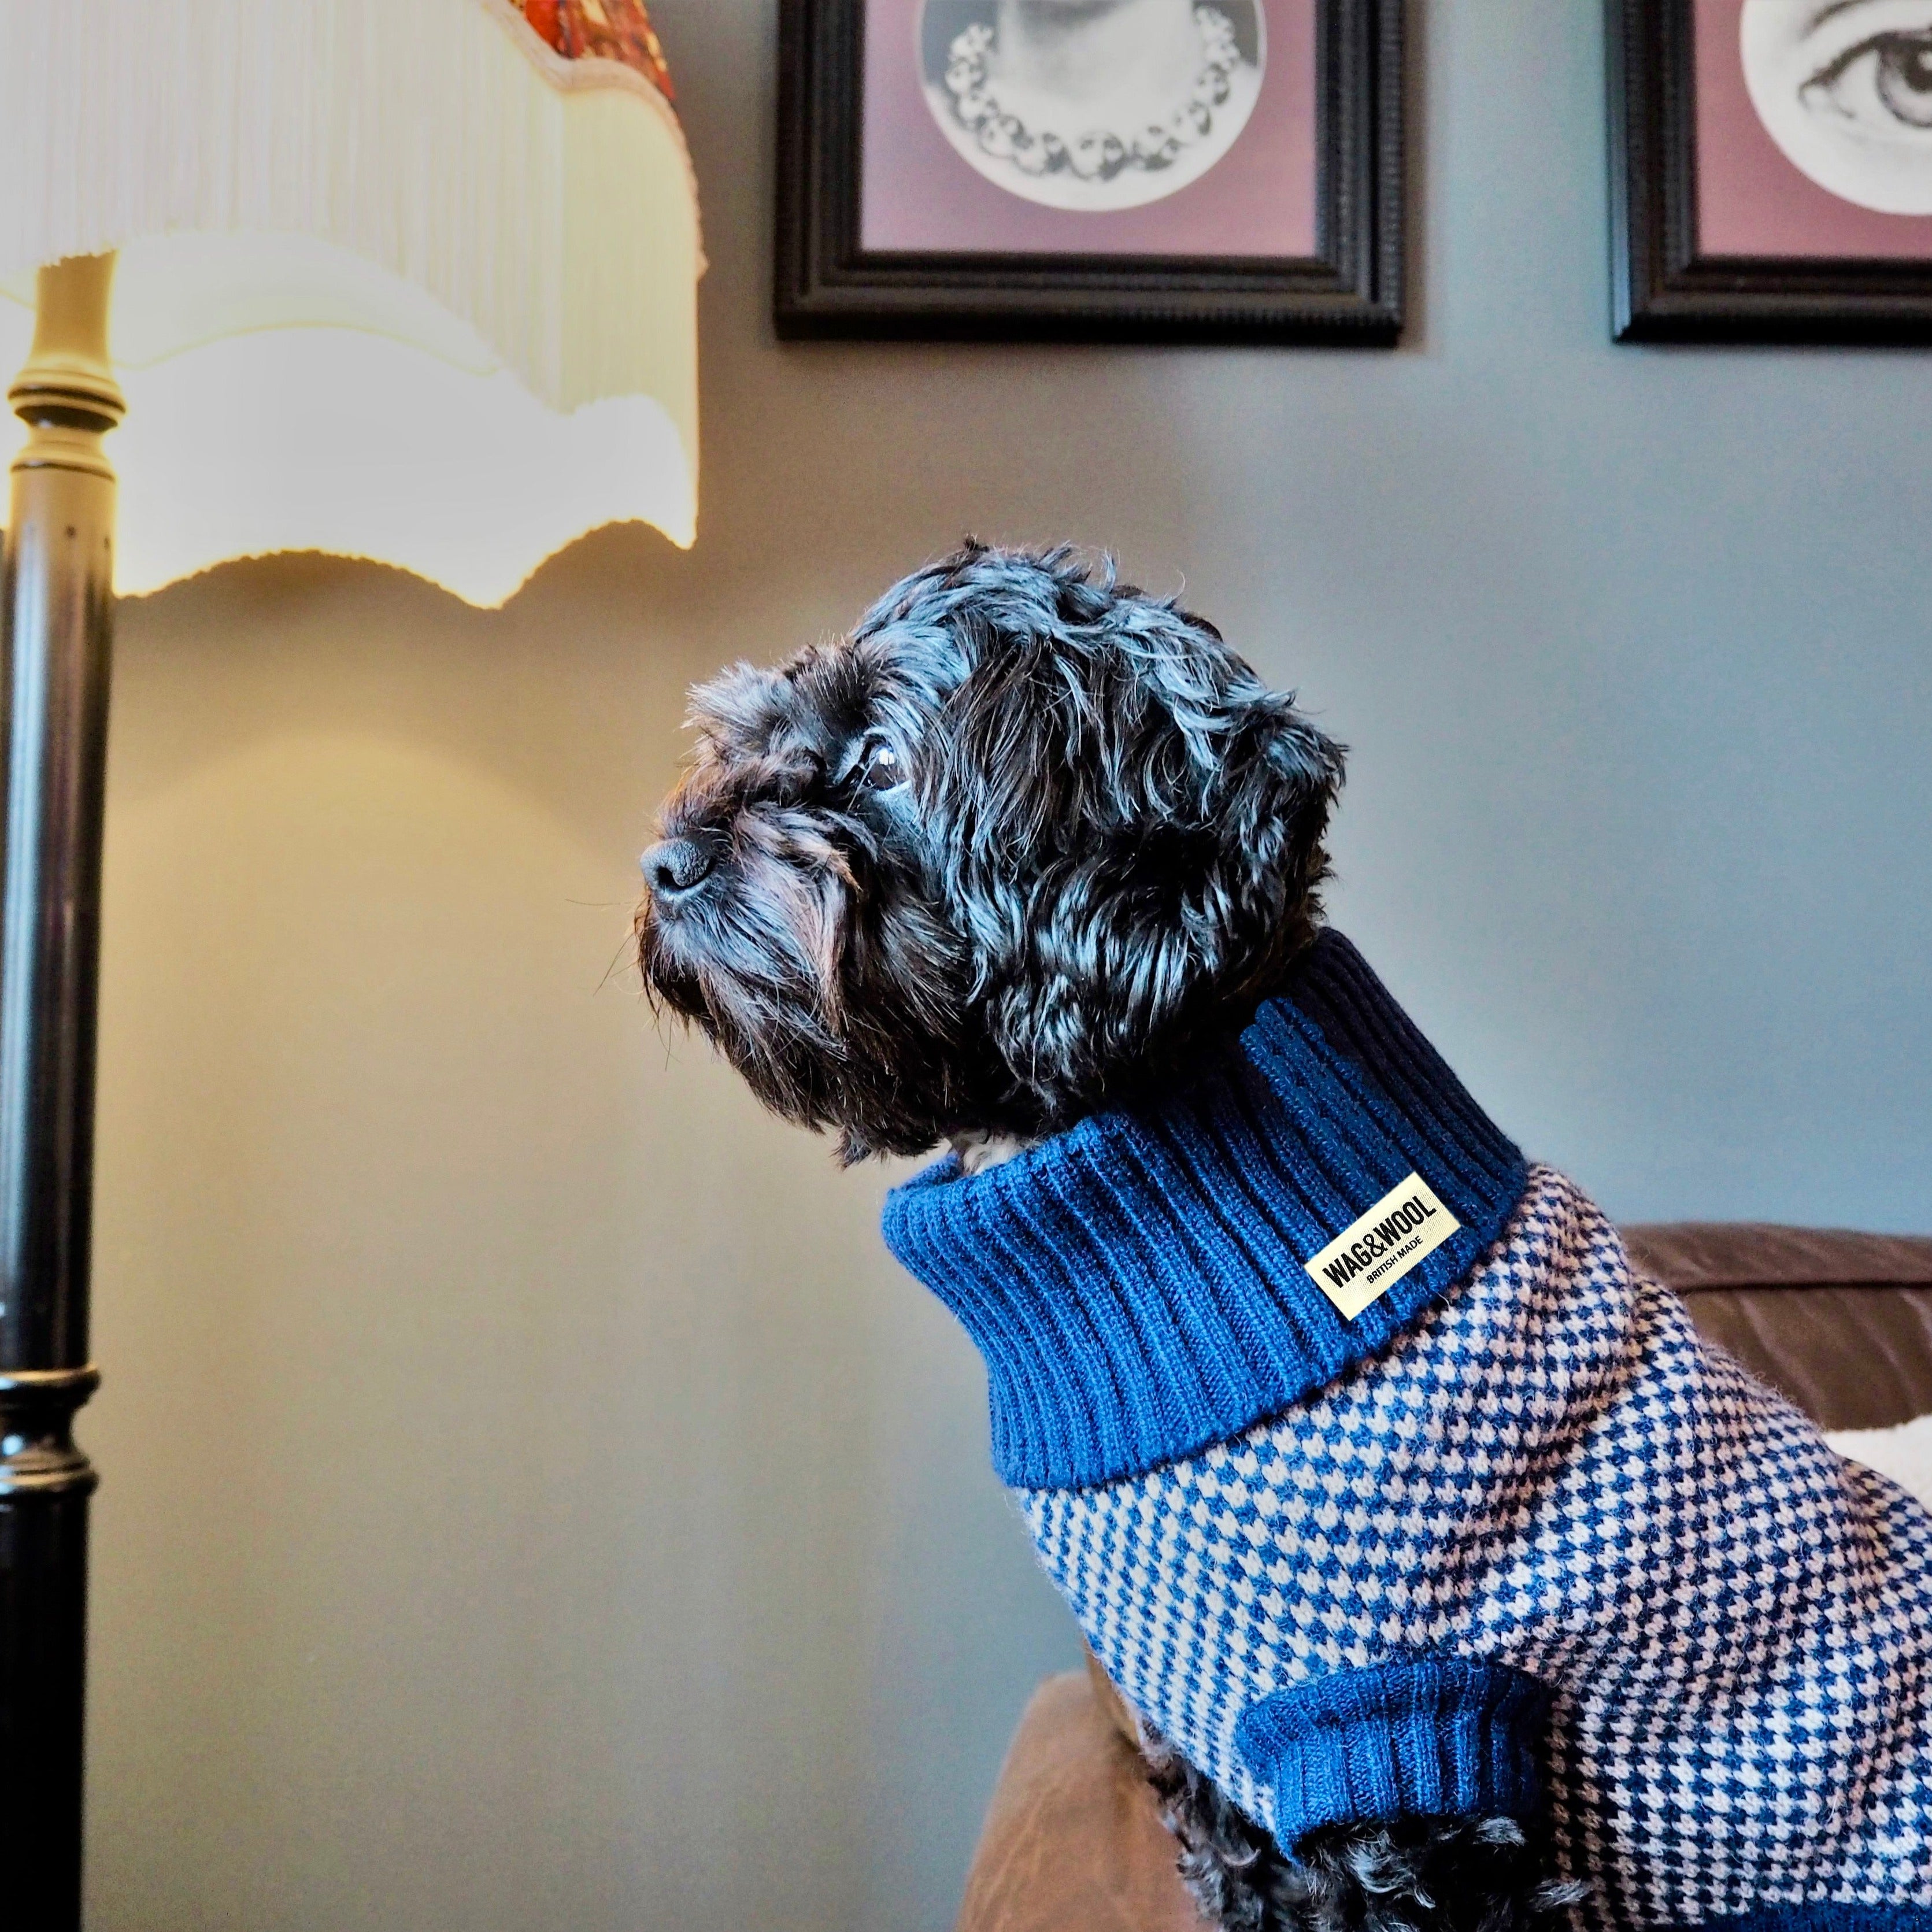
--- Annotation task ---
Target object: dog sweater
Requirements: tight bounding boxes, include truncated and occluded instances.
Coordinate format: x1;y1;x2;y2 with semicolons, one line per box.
882;932;1932;1932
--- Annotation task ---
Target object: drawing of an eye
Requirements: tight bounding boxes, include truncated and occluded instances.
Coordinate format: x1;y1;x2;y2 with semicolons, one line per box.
1741;0;1932;212
1805;29;1932;134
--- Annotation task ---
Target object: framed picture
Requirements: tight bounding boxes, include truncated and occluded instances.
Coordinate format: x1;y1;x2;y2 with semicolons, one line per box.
774;0;1404;345
1611;0;1932;342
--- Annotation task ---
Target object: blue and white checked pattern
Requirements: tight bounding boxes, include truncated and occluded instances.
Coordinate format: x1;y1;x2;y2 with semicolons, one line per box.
1019;1165;1932;1931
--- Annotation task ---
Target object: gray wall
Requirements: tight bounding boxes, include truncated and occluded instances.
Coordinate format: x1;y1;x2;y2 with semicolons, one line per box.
83;2;1931;1928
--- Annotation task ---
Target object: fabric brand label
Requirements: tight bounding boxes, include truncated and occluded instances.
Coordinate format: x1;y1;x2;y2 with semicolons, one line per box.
1304;1174;1460;1320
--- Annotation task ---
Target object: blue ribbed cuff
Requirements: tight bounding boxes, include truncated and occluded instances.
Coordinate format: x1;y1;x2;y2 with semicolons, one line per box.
1234;1655;1550;1849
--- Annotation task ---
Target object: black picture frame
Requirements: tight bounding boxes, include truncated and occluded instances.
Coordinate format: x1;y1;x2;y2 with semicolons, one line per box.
774;0;1404;345
1608;0;1932;345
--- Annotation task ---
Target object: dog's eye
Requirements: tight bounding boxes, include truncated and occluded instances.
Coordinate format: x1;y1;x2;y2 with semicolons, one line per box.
856;736;904;791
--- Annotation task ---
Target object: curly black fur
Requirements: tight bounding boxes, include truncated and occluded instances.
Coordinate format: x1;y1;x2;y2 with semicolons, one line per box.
638;541;1581;1928
1138;1723;1585;1932
638;540;1343;1161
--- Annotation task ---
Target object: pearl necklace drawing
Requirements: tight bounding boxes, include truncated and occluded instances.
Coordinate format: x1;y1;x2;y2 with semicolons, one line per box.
942;5;1245;185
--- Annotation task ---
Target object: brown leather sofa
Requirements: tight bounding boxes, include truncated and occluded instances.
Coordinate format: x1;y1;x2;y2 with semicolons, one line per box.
954;1222;1932;1932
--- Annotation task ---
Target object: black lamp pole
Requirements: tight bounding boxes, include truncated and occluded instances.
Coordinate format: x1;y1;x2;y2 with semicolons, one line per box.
0;253;120;1932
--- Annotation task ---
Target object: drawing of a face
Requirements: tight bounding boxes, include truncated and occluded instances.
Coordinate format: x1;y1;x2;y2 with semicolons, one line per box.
1742;0;1932;213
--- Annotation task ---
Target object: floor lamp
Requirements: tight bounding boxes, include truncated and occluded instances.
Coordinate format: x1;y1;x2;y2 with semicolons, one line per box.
0;4;701;1922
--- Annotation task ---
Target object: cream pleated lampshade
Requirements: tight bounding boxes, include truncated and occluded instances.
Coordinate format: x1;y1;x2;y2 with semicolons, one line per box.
0;0;703;606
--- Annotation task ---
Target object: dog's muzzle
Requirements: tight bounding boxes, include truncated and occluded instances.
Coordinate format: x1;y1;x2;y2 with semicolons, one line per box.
640;836;716;907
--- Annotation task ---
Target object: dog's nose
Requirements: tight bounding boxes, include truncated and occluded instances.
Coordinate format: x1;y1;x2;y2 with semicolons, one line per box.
641;837;716;904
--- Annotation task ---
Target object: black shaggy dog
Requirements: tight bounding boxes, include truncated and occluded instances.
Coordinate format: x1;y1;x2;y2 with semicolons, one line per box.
637;542;1581;1932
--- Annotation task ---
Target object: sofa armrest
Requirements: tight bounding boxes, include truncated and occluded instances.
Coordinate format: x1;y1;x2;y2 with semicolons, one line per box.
954;1666;1211;1932
1626;1221;1932;1431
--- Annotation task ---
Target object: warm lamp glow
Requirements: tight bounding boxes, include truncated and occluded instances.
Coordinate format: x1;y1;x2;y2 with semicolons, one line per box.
0;7;703;1911
0;0;703;604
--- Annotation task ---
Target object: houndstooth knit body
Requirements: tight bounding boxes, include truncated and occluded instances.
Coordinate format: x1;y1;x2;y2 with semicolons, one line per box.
882;933;1932;1932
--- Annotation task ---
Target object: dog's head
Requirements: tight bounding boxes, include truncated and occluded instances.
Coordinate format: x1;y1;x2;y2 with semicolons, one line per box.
637;542;1344;1161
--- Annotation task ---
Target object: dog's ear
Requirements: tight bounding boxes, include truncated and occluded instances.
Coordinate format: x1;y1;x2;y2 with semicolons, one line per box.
935;597;1344;1131
1205;687;1346;956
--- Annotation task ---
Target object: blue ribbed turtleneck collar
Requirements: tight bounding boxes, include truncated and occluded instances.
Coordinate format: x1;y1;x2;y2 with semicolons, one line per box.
880;932;1528;1491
